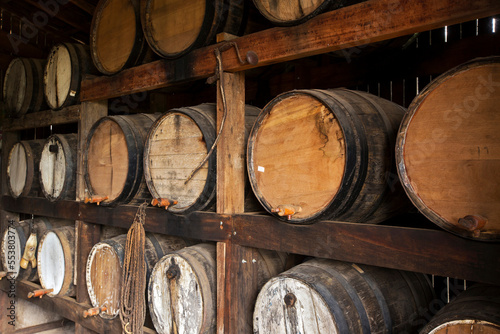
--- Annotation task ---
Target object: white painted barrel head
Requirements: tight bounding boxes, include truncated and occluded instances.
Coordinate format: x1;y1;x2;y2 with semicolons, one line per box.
44;44;72;110
7;143;28;197
3;58;27;114
0;227;22;279
37;231;66;296
40;136;67;200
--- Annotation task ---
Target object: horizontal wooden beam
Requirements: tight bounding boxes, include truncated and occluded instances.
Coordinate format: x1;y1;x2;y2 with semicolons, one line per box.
232;214;500;285
2;105;81;131
80;0;500;101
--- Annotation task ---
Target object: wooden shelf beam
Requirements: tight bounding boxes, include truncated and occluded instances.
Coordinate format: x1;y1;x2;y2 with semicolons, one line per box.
1;105;81;131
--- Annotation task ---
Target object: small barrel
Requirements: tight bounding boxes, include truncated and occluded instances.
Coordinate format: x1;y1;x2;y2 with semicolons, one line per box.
0;217;72;281
90;0;149;75
39;134;78;201
37;226;76;297
247;88;408;224
43;43;95;110
2;58;46;117
252;0;357;26
144;103;259;213
254;258;435;334
397;57;500;241
141;0;246;58
7;140;45;198
148;243;287;334
86;233;188;319
84;113;160;206
420;284;500;334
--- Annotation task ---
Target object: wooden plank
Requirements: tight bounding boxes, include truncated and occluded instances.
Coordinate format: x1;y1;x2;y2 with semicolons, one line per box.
232;214;500;285
14;320;66;334
1;105;81;131
80;0;500;101
0;197;80;220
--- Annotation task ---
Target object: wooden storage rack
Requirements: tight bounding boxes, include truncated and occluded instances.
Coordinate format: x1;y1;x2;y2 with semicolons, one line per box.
1;0;500;333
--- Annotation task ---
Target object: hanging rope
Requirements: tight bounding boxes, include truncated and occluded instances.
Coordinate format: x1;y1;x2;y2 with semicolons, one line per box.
120;202;148;334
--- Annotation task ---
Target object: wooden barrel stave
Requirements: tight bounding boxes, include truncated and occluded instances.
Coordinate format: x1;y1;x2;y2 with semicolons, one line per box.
247;88;409;224
253;258;435;334
7;140;45;198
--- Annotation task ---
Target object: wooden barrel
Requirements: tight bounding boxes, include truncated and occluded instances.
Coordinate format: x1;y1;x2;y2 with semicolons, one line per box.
90;0;149;75
144;103;259;213
421;284;500;334
254;258;435;334
141;0;246;58
7;140;45;198
86;233;188;319
39;134;78;201
148;243;287;334
396;57;500;241
43;43;95;110
252;0;356;26
2;58;46;117
37;226;76;297
84;113;160;206
247;88;408;224
0;217;72;281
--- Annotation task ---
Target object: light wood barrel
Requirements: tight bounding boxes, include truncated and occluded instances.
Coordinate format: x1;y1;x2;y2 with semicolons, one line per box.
86;233;188;319
254;258;435;334
84;113;160;206
7;140;45;198
0;217;72;281
43;43;94;110
91;0;149;75
247;88;408;224
252;0;356;26
37;226;76;297
2;58;46;117
148;243;286;334
421;284;500;334
141;0;246;58
39;134;78;201
396;57;500;241
144;103;259;213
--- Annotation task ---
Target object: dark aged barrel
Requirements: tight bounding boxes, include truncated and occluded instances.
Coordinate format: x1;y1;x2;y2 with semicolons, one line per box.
84;113;159;206
7;140;45;198
420;284;500;334
254;258;435;334
148;243;287;334
91;0;148;74
39;134;78;201
396;57;500;241
37;226;76;297
144;103;259;213
2;58;46;117
247;88;408;224
252;0;357;26
0;218;72;281
44;43;95;110
86;233;188;319
141;0;246;58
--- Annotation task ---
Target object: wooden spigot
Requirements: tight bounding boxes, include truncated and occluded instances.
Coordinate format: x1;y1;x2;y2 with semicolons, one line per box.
151;198;178;210
458;215;487;237
84;196;109;205
20;232;37;269
28;288;53;298
272;205;303;220
83;306;107;318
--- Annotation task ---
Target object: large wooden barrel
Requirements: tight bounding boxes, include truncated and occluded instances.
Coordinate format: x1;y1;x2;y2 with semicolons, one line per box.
396;57;500;241
90;0;149;75
247;88;408;224
86;233;188;319
39;134;78;201
252;0;356;26
2;58;46;117
254;258;435;334
7;140;45;198
141;0;246;58
144;103;259;213
43;43;95;110
421;284;500;334
0;217;72;281
37;226;76;297
148;243;287;334
84;113;159;206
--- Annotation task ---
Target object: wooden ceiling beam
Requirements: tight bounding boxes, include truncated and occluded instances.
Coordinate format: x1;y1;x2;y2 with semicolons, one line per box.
69;0;96;15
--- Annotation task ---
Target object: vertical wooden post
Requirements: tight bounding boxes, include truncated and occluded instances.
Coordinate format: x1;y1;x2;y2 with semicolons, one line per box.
75;101;107;334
